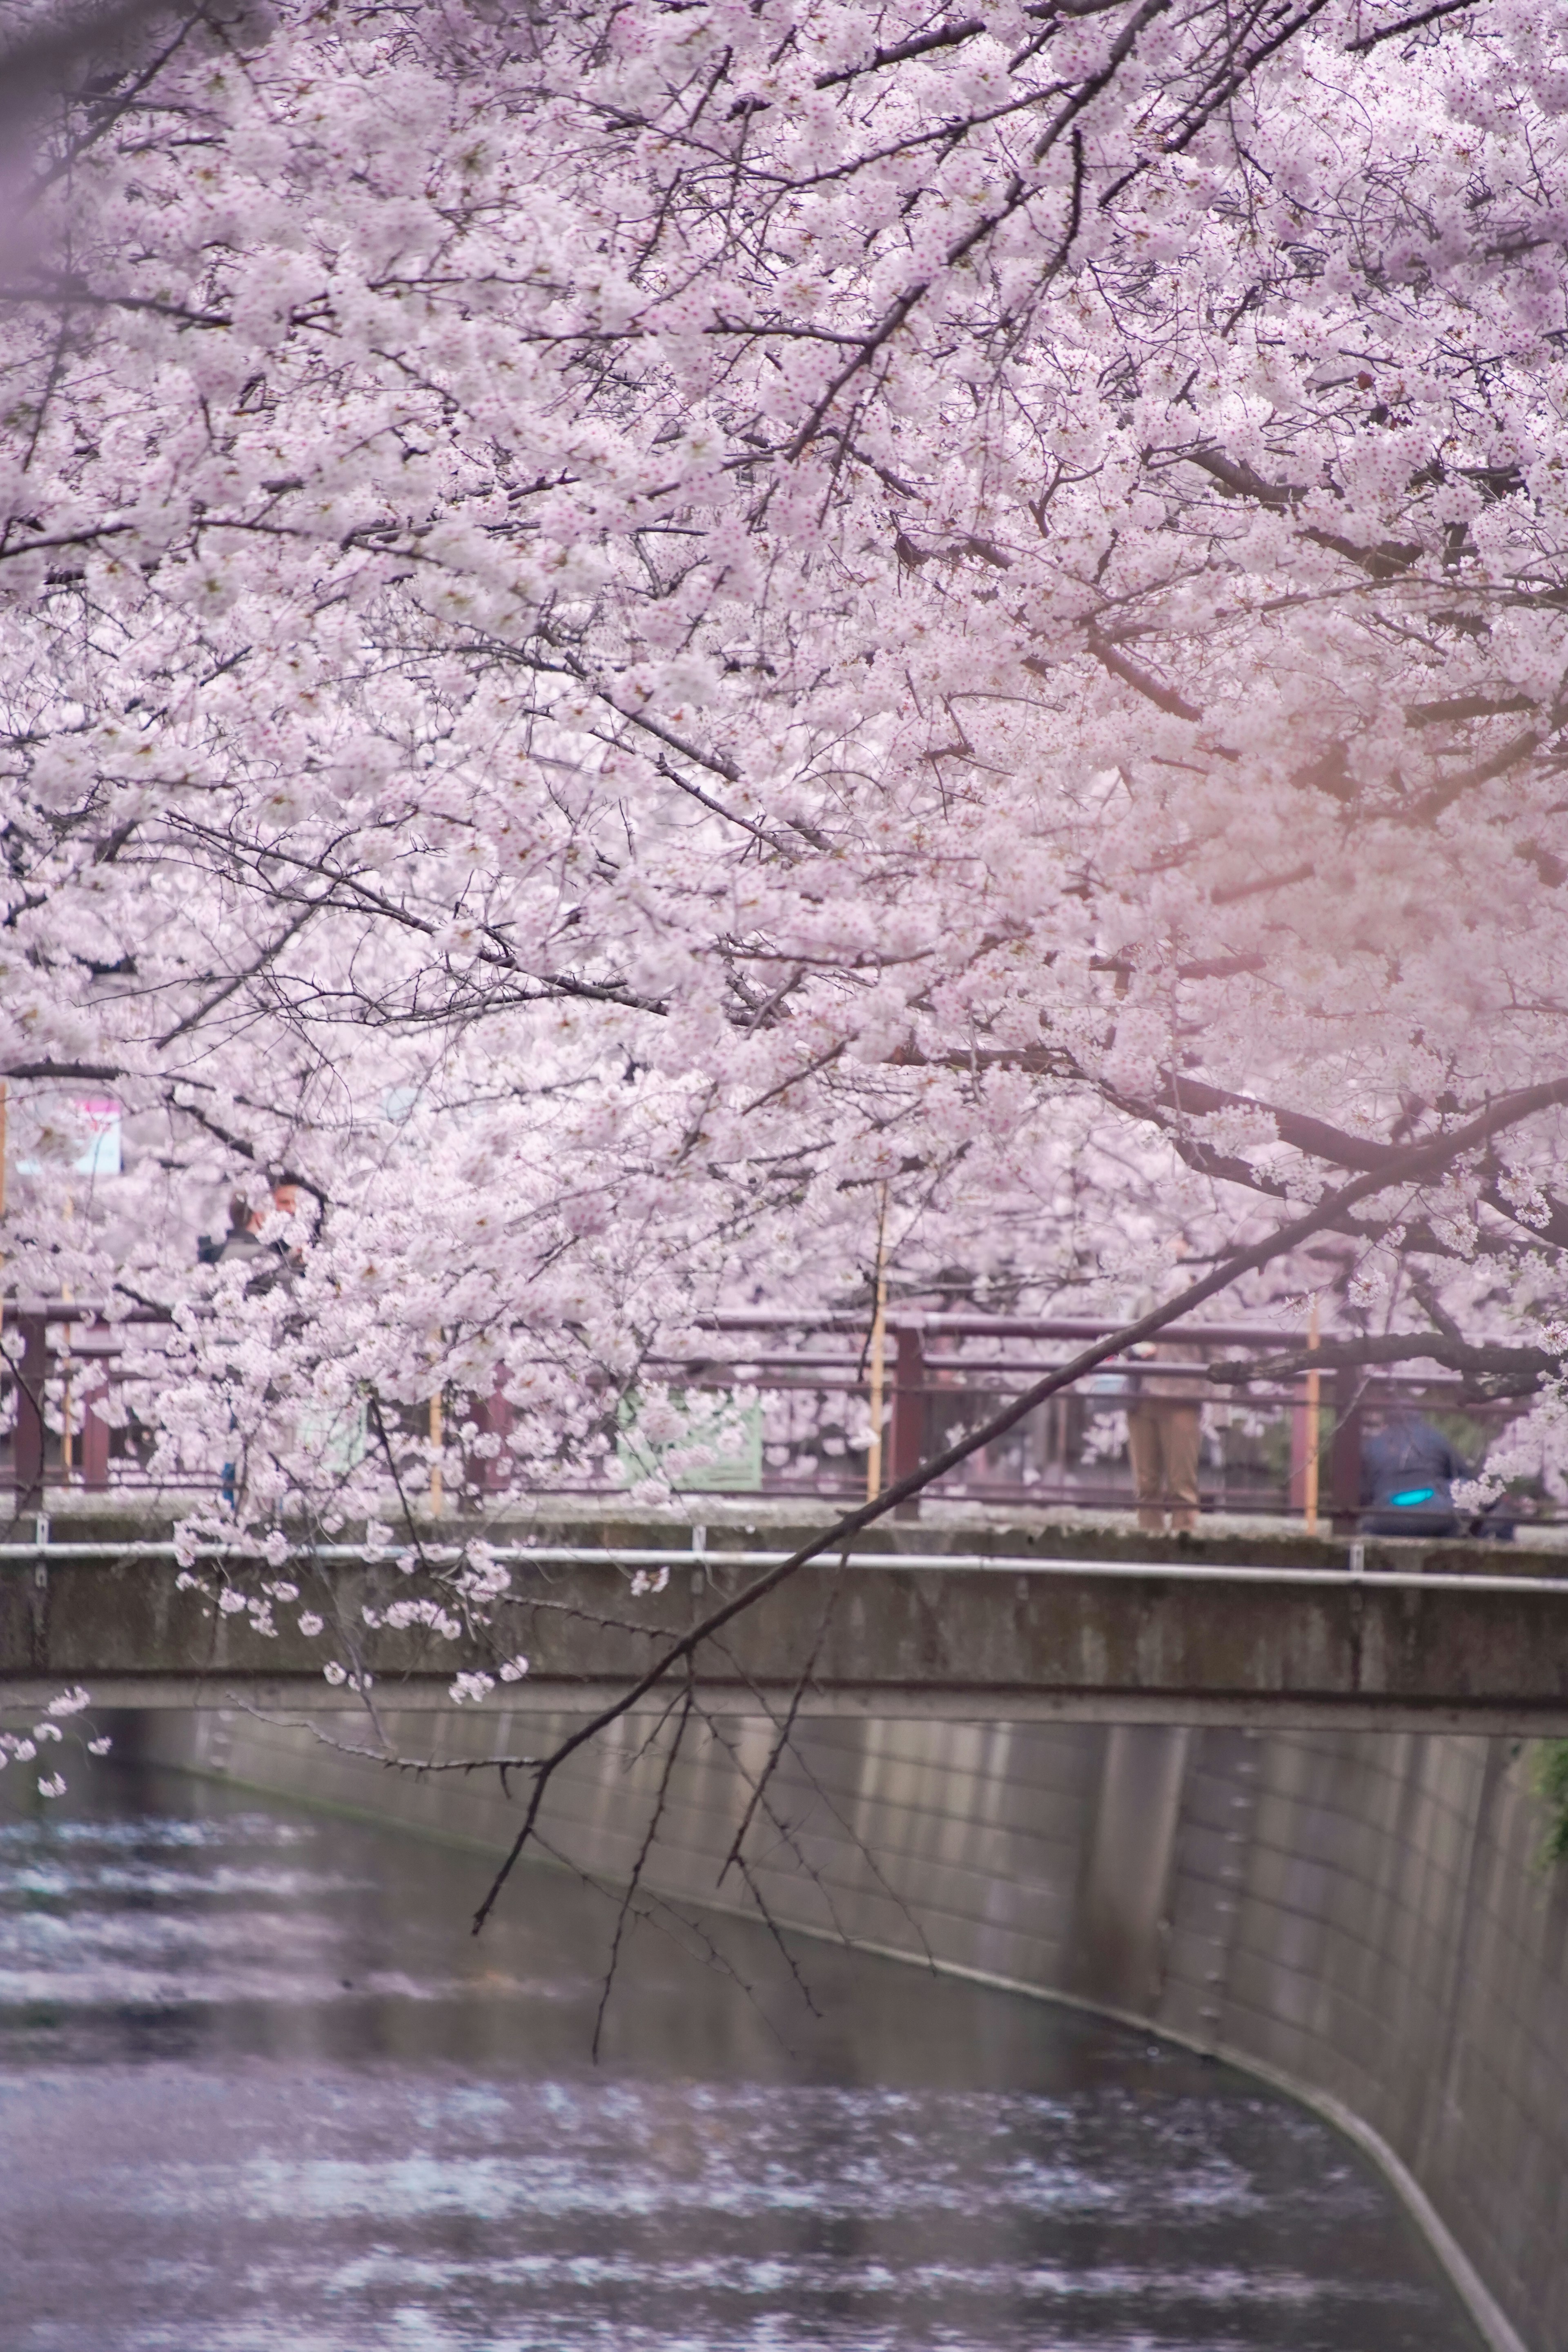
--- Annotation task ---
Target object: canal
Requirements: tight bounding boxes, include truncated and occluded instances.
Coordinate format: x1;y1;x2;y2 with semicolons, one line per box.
0;1741;1482;2350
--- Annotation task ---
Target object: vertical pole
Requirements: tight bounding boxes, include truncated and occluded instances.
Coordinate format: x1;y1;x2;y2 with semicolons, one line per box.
82;1369;111;1490
59;1198;75;1477
1330;1363;1363;1535
429;1389;444;1518
13;1311;48;1510
888;1321;926;1519
0;1081;8;1461
60;1274;75;1484
477;1370;514;1495
1303;1296;1320;1536
864;1188;890;1502
864;1304;887;1499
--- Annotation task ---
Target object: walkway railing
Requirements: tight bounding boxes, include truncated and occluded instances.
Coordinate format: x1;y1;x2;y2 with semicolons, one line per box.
0;1298;1542;1525
628;1312;1528;1528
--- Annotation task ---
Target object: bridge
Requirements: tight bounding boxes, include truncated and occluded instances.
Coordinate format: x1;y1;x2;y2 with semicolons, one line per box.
4;1511;1568;1731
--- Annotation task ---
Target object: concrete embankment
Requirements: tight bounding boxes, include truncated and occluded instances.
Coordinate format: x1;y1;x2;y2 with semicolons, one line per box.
12;1501;1568;1727
131;1693;1568;2352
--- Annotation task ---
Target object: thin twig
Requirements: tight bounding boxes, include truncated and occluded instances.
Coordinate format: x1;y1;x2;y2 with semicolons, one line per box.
696;1674;940;1975
592;1682;694;2059
716;1552;844;1886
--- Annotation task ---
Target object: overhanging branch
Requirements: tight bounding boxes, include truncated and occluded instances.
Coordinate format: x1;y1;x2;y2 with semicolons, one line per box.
470;1072;1568;1934
1210;1333;1561;1398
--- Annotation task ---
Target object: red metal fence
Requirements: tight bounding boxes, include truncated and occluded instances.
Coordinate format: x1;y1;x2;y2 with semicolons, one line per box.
1;1299;1542;1527
640;1312;1528;1527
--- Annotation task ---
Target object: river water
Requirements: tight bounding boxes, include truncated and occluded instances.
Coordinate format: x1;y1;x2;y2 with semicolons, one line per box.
0;1746;1481;2352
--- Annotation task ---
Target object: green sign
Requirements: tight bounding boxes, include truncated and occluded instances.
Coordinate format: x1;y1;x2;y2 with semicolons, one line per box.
297;1397;369;1478
617;1390;763;1491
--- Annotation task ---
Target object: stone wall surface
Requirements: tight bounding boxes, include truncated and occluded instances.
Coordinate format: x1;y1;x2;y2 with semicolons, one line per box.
18;1530;1568;1728
132;1702;1568;2352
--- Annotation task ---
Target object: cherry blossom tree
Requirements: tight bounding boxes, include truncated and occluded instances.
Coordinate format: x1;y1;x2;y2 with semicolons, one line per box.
2;0;1566;1562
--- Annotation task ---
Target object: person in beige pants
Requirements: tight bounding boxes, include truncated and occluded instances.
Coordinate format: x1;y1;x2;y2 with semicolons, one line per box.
1125;1341;1205;1533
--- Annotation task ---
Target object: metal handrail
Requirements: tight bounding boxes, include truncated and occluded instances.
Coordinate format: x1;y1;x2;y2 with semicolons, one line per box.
1;1535;1564;1592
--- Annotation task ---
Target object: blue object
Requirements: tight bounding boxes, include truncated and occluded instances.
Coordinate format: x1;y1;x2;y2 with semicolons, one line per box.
1362;1413;1466;1537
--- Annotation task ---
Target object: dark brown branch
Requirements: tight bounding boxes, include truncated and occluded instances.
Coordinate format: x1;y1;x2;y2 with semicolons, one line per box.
154;899;322;1048
1346;0;1480;50
591;1681;693;2060
1209;861;1316;905
1403;692;1537;729
1152;1074;1396;1173
814;16;986;88
525;1822;786;2039
694;1687;862;1953
715;1557;842;1888
697;1675;938;1971
1088;632;1202;722
784;0;1169;463
1209;1334;1560;1395
1407;726;1543;823
1481;1183;1568;1252
1184;446;1300;511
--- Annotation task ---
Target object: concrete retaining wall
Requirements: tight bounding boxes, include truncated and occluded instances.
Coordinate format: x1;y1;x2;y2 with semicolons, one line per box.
136;1703;1568;2352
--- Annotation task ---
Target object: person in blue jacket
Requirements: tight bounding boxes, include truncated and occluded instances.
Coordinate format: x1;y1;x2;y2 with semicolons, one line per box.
1361;1410;1467;1537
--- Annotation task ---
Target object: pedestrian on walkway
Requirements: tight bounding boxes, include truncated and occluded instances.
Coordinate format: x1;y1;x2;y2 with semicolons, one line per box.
1361;1409;1466;1538
1125;1339;1206;1535
216;1178;304;1295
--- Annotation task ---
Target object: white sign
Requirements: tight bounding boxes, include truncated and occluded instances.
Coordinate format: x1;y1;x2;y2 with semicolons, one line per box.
72;1097;122;1177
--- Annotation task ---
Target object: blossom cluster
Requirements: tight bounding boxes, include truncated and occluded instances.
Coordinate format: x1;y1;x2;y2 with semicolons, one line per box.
0;0;1563;1552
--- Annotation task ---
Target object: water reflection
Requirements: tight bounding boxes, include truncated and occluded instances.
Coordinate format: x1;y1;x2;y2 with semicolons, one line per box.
0;1746;1480;2350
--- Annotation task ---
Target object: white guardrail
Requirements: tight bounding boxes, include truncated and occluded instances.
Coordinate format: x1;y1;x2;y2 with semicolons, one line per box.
2;1531;1567;1597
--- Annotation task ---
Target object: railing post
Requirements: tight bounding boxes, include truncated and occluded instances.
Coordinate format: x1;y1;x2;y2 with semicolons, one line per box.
466;1372;513;1499
12;1312;49;1510
889;1322;926;1519
1330;1365;1363;1535
1289;1374;1324;1527
1289;1389;1310;1512
82;1371;111;1490
484;1375;513;1495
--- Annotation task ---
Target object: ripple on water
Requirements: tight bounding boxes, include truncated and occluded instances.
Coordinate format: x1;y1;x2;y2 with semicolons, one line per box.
0;1757;1484;2352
